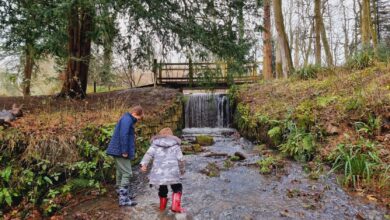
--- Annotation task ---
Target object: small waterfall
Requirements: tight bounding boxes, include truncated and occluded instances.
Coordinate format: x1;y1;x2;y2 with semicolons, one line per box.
185;93;231;128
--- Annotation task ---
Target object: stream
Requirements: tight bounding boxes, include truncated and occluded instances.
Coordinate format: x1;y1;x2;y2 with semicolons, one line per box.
65;128;387;220
64;93;388;220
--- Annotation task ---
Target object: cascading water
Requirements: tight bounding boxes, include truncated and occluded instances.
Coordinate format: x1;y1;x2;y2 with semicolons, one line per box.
184;93;231;128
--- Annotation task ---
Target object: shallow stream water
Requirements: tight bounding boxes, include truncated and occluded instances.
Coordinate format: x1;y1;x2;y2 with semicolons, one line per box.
65;128;387;220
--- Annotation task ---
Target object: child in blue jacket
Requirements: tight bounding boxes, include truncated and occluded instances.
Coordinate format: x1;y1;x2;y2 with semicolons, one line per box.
106;105;144;206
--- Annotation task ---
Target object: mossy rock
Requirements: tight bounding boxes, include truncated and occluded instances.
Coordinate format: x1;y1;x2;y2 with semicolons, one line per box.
182;145;195;155
229;155;241;161
195;135;214;146
192;144;203;152
181;144;203;154
223;159;234;169
200;162;220;177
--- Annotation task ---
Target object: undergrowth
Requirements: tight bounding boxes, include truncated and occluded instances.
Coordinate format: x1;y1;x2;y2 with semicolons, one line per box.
232;60;389;203
328;137;387;190
347;44;390;69
294;64;322;80
235;104;318;162
257;155;284;174
0;124;151;217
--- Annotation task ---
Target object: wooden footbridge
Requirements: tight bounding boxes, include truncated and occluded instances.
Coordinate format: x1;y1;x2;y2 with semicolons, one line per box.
152;59;261;88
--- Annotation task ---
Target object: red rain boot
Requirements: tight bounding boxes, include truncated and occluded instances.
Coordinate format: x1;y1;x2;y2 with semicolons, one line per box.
159;197;168;211
171;192;185;213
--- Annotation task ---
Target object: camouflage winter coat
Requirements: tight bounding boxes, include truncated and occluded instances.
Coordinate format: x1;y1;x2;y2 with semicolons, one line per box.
140;135;184;185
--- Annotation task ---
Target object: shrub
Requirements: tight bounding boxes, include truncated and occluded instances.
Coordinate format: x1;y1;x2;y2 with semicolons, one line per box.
294;65;322;80
0;126;117;215
279;121;316;162
354;114;382;137
228;84;239;106
329;138;382;188
235;103;258;138
316;96;338;108
343;96;364;111
376;43;390;63
257;155;283;174
294;100;315;129
347;50;374;70
267;126;282;145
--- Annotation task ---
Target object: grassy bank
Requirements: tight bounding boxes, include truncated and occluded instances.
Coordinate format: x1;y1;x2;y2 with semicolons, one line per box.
232;62;390;207
0;88;183;218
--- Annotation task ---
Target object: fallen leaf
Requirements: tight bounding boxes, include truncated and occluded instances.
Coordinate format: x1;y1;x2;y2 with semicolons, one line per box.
367;194;378;202
355;212;366;220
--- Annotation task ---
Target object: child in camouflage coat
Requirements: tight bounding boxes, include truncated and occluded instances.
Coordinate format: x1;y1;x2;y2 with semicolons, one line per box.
140;127;185;213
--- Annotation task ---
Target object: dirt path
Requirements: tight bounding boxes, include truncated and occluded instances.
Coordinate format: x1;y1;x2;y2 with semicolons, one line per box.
64;130;388;220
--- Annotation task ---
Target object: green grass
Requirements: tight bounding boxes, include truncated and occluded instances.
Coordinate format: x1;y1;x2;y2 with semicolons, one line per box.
329;138;382;188
257;155;283;174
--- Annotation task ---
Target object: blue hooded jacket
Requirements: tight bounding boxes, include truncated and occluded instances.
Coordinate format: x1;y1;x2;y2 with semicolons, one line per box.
106;112;137;159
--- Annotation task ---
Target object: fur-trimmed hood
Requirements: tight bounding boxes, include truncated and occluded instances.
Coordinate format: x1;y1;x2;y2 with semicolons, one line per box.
151;135;181;148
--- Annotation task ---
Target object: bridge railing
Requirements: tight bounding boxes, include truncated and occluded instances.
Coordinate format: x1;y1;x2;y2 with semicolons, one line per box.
152;59;261;86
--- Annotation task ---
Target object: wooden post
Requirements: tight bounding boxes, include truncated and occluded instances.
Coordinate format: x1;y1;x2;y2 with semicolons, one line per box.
189;58;193;87
158;60;163;84
252;63;257;82
93;81;96;93
153;59;157;87
225;62;229;84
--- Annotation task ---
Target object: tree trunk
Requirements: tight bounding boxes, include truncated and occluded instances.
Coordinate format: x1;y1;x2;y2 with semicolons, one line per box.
315;0;322;65
323;0;334;66
288;0;294;51
60;2;93;99
263;0;272;80
102;42;112;84
275;42;283;79
361;0;371;46
294;0;302;68
352;0;360;55
294;29;300;68
304;23;314;66
22;44;34;96
273;0;293;77
342;0;350;61
320;18;334;66
371;0;378;53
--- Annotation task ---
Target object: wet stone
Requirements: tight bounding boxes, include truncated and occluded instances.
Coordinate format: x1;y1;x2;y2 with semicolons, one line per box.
200;162;221;177
174;213;190;220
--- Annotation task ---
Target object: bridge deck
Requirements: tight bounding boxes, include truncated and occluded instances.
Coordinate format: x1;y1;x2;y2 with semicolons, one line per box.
153;60;261;87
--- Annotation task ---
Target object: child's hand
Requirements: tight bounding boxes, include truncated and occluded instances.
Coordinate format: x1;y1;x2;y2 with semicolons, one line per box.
122;153;128;158
140;165;147;172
